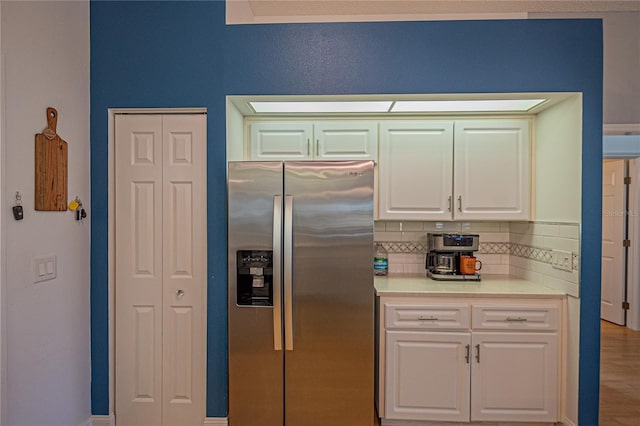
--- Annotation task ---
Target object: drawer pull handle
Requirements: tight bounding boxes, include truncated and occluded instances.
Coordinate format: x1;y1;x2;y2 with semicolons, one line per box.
506;317;528;322
418;316;438;321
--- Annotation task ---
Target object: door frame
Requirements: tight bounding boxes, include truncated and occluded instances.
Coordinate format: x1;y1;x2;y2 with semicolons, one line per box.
0;48;6;425
107;107;208;420
601;155;640;330
601;159;628;325
627;158;640;330
604;134;640;329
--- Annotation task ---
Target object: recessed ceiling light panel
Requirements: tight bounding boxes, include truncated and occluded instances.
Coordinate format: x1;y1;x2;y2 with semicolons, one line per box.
249;101;393;114
391;99;546;113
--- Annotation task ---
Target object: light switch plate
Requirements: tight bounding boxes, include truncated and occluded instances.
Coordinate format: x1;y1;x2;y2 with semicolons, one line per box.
33;255;56;283
551;249;573;272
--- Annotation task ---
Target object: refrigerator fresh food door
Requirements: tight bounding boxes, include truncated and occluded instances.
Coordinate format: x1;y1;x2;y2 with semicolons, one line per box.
228;161;284;426
284;161;375;426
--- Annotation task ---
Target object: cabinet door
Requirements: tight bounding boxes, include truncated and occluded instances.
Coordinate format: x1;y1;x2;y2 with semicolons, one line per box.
379;121;454;220
385;330;470;422
250;122;312;160
471;332;559;422
454;119;530;220
315;121;378;160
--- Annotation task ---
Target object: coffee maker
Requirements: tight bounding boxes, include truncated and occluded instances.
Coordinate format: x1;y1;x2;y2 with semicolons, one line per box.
426;233;481;281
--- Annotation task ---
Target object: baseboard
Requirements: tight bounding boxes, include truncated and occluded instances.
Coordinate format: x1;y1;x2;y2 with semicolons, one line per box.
382;420;557;426
91;414;115;426
91;414;224;426
204;418;228;426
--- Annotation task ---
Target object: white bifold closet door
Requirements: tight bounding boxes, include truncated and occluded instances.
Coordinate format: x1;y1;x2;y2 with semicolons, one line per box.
115;114;207;426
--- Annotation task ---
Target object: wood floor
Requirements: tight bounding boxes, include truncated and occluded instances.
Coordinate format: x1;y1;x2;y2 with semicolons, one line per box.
600;320;640;425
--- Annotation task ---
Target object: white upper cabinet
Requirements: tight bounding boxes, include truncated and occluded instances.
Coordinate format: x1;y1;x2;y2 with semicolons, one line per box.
454;120;530;220
378;119;531;221
251;118;531;221
378;121;454;220
250;122;313;160
314;121;378;160
249;121;377;161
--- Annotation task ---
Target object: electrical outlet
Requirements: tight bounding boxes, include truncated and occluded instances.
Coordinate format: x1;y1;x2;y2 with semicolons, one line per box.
551;249;573;272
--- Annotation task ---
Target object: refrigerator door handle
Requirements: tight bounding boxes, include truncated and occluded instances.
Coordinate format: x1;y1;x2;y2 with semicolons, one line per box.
284;195;294;351
272;195;283;351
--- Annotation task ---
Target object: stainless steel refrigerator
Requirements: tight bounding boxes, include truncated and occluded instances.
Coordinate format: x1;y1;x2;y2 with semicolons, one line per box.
227;161;375;426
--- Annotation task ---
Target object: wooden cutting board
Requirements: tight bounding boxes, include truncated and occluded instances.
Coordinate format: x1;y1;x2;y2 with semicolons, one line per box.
35;107;68;211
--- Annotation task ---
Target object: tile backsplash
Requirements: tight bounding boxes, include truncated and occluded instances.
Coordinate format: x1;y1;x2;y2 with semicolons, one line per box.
374;220;580;297
509;222;580;297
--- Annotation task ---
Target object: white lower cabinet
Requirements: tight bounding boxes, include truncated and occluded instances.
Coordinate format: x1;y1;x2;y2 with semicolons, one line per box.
386;331;471;422
380;299;562;424
471;332;558;422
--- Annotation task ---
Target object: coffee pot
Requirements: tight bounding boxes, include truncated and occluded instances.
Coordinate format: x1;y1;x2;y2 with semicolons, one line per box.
426;233;481;281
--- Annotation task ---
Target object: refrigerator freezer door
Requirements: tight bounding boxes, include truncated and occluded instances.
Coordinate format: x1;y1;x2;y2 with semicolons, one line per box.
228;162;284;426
284;161;375;426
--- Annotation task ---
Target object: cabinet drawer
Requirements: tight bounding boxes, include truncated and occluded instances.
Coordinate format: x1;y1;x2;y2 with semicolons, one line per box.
472;305;559;331
385;304;470;330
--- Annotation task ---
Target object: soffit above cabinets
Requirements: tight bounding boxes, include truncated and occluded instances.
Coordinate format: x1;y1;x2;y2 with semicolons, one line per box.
229;0;640;24
229;93;578;118
245;0;640;17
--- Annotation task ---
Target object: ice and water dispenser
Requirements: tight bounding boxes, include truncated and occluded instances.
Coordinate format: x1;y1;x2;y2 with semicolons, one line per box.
236;250;273;306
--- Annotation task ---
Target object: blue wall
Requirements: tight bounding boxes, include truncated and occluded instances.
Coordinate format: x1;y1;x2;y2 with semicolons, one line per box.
91;2;603;423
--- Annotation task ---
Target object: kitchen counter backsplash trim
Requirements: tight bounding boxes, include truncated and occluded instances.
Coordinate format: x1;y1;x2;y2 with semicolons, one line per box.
377;240;578;272
374;220;580;297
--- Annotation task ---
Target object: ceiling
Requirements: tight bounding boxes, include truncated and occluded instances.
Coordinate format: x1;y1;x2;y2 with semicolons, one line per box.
232;0;640;21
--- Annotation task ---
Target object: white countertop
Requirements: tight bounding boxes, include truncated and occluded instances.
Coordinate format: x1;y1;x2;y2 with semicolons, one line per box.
374;274;566;298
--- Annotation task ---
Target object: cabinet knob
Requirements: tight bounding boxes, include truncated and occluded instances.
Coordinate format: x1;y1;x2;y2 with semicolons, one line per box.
176;289;185;299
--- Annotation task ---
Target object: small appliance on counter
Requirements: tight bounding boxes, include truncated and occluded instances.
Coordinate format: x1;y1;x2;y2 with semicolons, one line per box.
426;233;482;281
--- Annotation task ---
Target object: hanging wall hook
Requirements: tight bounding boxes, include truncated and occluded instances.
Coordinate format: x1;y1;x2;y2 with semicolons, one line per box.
13;191;24;220
69;196;87;221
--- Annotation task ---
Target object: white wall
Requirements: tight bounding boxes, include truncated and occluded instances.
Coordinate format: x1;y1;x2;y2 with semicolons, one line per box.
603;135;640;158
0;3;5;422
1;2;91;425
534;95;582;223
528;95;583;425
532;11;640;127
226;99;245;162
